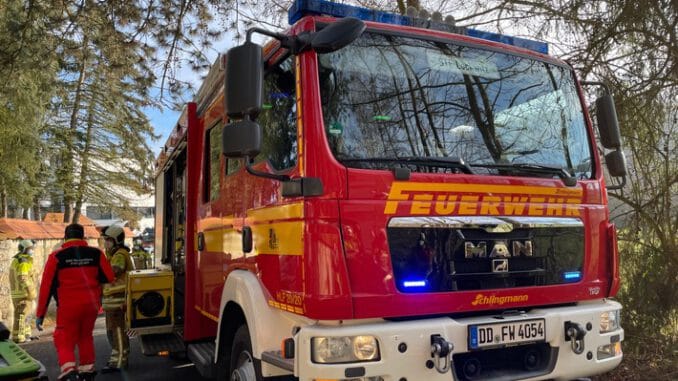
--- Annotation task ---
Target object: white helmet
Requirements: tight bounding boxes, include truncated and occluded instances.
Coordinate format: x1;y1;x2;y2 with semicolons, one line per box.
103;225;125;245
18;239;34;253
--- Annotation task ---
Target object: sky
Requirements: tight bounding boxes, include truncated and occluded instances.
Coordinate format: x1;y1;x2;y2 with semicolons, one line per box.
145;35;236;156
146;105;181;154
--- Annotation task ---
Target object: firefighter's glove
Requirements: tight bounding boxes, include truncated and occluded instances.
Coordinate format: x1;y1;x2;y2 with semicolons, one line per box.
36;317;44;331
103;284;126;296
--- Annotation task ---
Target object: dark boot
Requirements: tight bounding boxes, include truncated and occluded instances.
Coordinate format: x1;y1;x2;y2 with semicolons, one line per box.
100;366;119;374
58;370;79;381
79;371;97;380
100;365;122;374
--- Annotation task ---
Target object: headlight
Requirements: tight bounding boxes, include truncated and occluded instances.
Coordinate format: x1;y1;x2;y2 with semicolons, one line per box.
312;335;380;363
599;310;621;333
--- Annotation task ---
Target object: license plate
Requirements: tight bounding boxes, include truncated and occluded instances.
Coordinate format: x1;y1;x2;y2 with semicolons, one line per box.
468;319;545;349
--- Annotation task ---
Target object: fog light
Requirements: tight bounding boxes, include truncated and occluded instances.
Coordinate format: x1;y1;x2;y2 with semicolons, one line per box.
312;336;380;363
597;342;622;360
599;310;621;333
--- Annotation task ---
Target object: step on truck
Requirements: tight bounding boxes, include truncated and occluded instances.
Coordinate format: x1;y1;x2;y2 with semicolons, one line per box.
144;0;628;380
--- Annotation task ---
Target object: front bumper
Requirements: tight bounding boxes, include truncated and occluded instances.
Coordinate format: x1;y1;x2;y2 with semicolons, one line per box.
294;299;623;381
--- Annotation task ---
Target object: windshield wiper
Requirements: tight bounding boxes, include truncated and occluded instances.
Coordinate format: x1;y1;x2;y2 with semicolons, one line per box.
470;163;578;186
339;156;474;175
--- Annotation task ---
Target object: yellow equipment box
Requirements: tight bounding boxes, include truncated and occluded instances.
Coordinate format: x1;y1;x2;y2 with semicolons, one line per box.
126;269;174;334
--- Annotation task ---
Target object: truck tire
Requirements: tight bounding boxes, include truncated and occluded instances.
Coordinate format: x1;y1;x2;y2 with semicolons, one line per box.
229;325;263;381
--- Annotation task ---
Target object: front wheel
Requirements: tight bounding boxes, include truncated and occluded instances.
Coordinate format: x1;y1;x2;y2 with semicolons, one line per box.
229;325;263;381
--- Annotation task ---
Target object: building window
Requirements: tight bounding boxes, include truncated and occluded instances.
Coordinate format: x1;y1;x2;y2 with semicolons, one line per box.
86;206;112;220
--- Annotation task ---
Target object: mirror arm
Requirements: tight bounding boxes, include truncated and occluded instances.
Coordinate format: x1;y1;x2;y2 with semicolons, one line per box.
606;175;626;191
244;158;290;182
246;28;311;55
242;158;324;197
580;80;611;95
246;27;287;43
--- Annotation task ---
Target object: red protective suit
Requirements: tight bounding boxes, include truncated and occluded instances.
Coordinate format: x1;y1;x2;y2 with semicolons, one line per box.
36;239;115;378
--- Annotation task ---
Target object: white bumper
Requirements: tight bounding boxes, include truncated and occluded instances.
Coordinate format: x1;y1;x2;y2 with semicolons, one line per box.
294;299;623;381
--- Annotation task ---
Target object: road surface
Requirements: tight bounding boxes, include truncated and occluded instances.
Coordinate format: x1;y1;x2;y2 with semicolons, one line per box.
21;316;208;380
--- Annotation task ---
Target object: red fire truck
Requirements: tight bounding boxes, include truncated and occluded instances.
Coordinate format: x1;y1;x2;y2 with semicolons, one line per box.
148;1;627;380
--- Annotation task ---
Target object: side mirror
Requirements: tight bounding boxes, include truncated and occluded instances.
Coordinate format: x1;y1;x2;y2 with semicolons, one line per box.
595;94;622;149
222;119;262;158
225;42;263;119
311;17;366;54
605;150;627;177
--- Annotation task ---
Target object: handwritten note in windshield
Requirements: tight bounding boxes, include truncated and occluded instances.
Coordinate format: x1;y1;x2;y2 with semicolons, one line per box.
427;52;501;80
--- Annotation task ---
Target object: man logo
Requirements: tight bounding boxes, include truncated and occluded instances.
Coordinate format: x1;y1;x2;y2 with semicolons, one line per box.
465;240;534;258
489;241;510;258
464;242;487;258
492;259;509;272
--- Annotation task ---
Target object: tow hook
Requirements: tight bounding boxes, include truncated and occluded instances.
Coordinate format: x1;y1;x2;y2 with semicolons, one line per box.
430;334;454;374
564;321;587;354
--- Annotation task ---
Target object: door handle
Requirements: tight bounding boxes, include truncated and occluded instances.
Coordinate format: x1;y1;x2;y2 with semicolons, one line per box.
197;232;205;251
242;226;253;253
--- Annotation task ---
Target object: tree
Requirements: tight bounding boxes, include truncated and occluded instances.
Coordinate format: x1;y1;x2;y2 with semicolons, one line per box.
45;0;157;223
0;0;58;218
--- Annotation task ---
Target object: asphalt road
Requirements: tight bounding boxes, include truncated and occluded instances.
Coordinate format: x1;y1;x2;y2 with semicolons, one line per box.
21;316;209;380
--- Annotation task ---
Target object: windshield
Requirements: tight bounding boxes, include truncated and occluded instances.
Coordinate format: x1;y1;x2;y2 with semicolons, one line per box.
318;33;593;178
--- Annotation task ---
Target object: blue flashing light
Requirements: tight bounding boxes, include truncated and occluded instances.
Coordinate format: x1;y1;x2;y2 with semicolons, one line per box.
466;29;549;55
288;0;549;55
403;280;427;288
563;271;582;282
289;0;410;26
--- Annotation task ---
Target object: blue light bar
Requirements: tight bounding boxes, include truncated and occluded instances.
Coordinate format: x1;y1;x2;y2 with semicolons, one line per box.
466;29;548;55
289;0;410;26
288;0;549;54
563;271;582;282
403;280;427;288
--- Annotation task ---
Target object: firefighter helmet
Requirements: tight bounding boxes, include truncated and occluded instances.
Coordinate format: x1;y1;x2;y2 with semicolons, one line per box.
18;239;34;253
103;225;125;245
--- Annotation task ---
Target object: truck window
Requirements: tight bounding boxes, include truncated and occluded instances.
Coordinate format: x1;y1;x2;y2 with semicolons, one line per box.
204;123;223;202
318;33;593;179
255;56;298;171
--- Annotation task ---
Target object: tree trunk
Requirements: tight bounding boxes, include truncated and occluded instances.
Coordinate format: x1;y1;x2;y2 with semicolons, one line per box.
63;37;89;223
1;188;7;218
72;98;96;225
32;196;40;221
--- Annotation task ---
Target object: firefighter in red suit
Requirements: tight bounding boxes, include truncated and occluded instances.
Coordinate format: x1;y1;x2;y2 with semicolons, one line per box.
36;223;115;381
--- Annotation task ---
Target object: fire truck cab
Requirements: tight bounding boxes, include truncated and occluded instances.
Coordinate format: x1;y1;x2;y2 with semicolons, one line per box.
150;1;627;380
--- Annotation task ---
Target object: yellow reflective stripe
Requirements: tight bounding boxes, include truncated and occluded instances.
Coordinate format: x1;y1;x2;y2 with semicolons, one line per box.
202;227;241;254
194;305;219;322
295;55;304;176
15;262;32;275
116;327;125;368
251;221;303;256
247;203;304;256
247;202;303;221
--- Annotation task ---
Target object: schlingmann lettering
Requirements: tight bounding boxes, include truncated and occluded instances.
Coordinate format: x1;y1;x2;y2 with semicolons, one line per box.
471;293;529;306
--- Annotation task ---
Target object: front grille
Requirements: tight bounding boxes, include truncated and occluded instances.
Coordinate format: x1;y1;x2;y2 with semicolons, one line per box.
387;217;584;293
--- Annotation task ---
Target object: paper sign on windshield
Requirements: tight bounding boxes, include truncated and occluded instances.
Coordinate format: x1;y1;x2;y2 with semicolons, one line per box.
427;52;501;79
